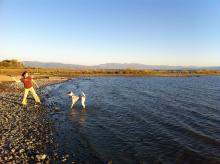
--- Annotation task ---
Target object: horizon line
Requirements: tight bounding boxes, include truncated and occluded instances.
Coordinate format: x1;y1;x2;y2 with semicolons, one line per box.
0;58;220;67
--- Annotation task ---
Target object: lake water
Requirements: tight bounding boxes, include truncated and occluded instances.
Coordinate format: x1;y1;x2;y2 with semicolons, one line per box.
43;77;220;163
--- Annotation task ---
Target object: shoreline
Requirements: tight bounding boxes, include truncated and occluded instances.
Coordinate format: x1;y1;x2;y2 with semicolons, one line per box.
1;68;220;79
0;78;72;163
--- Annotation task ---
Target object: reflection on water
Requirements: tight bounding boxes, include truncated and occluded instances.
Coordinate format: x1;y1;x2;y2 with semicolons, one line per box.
69;108;88;126
44;77;220;163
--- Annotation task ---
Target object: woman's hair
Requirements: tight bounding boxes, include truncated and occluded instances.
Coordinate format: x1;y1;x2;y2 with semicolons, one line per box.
22;71;27;77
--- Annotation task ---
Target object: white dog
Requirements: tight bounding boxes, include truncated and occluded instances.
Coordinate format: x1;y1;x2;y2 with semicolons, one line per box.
67;91;86;108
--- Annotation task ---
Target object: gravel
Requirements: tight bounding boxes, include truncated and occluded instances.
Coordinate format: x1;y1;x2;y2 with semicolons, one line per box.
0;79;75;163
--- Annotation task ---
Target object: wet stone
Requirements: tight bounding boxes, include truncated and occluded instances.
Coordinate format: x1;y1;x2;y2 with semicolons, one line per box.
36;154;47;161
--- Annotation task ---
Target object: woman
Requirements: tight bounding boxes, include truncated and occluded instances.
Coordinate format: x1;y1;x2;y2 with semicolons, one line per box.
12;71;41;106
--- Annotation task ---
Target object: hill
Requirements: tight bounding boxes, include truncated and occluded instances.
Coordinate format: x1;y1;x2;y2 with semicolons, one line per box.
23;61;220;70
24;61;85;69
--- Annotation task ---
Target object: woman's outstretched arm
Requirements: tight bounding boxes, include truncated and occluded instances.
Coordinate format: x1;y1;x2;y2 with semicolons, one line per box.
11;76;21;83
32;79;39;88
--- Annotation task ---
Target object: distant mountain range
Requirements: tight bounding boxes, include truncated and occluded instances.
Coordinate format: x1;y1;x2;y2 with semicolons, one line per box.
23;61;220;70
24;61;84;69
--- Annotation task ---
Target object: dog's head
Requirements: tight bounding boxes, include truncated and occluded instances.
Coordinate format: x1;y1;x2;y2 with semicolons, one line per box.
67;91;75;96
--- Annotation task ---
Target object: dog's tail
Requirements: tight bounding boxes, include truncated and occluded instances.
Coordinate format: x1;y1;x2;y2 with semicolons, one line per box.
81;91;86;97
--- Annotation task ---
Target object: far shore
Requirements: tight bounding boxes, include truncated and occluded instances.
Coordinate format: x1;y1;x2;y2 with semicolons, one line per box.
0;68;220;81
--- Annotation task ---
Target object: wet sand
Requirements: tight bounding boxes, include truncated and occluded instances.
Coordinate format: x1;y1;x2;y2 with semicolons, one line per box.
0;79;73;163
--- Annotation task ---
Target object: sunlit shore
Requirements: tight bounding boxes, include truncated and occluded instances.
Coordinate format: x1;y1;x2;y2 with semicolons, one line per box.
1;68;220;80
0;78;73;162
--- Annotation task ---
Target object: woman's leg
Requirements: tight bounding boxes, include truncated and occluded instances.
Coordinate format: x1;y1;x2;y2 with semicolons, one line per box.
29;87;41;103
22;89;29;105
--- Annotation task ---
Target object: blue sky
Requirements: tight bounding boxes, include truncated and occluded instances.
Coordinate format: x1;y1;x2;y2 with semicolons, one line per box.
0;0;220;66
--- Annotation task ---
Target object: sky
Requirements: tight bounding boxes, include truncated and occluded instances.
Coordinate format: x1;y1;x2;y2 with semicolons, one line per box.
0;0;220;66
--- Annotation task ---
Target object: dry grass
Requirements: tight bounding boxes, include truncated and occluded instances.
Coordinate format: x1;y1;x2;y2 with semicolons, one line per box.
0;68;220;81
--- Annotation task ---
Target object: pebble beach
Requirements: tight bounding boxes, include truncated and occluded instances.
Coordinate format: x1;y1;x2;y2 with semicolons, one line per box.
0;79;72;163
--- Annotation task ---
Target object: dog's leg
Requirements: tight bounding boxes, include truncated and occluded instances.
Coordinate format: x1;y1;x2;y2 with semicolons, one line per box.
71;101;78;108
71;96;80;108
81;97;86;108
71;102;74;108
